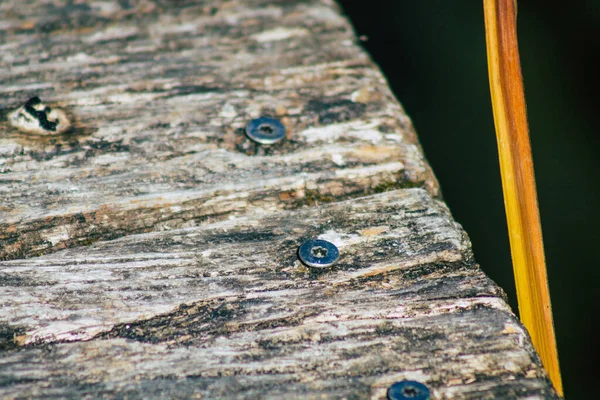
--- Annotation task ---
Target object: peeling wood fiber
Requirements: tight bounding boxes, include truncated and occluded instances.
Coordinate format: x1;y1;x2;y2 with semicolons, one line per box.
0;0;558;399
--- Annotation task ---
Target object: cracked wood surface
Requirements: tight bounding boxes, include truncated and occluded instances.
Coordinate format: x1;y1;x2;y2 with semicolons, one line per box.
0;0;435;261
1;190;557;399
0;0;558;399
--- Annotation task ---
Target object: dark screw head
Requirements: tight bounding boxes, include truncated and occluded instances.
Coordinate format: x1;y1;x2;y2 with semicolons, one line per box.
298;239;339;269
245;116;286;144
387;380;430;400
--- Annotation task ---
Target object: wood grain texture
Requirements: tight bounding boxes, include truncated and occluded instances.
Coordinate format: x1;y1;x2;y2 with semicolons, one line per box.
1;190;557;399
0;0;436;261
0;0;558;398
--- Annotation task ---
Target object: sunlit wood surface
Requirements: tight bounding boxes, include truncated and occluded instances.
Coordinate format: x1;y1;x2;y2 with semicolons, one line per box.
1;0;558;398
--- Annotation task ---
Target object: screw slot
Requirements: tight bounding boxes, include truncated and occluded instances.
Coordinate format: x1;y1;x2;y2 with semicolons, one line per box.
387;381;430;400
298;239;339;269
402;386;417;398
311;246;328;258
245;117;285;144
259;124;274;134
24;96;58;131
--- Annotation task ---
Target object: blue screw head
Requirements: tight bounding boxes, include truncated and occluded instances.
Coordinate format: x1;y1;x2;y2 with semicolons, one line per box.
298;239;339;269
387;380;430;400
245;116;286;144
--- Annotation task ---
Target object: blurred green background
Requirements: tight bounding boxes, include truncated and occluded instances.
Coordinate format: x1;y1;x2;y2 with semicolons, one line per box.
339;0;599;398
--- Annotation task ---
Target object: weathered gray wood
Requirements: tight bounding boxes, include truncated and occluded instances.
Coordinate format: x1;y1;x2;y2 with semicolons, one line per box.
0;0;558;399
1;189;466;344
0;0;436;261
1;190;556;399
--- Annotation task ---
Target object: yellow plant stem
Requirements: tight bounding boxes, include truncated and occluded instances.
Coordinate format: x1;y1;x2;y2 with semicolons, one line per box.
483;0;563;395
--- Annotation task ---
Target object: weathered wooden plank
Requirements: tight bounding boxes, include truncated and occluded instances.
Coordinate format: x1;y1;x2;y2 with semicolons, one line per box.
0;0;559;398
0;0;436;261
1;189;464;344
1;190;557;399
